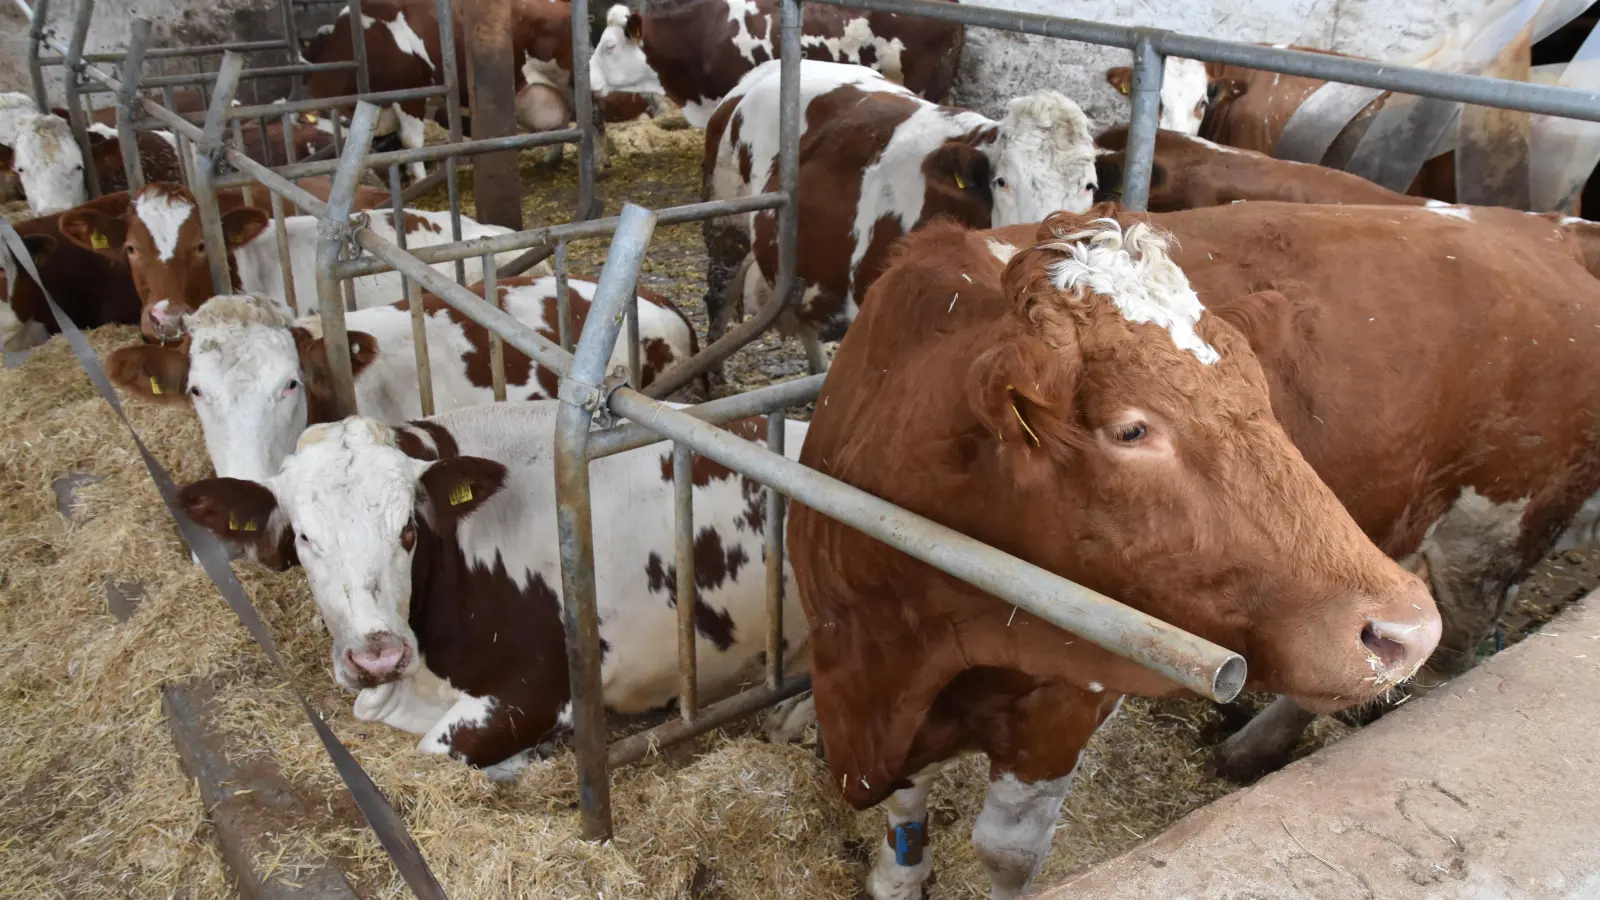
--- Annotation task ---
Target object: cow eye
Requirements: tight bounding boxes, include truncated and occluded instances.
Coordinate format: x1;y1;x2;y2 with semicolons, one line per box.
400;524;416;552
283;378;299;395
124;245;135;255
1112;422;1148;443
993;176;1008;189
187;385;202;398
194;242;205;255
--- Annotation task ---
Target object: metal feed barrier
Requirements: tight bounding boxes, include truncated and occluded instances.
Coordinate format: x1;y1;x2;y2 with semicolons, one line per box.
18;0;1600;889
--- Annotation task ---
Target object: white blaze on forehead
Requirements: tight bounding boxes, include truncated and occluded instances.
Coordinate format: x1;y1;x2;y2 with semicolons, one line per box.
384;13;434;71
134;190;197;262
1158;57;1209;135
1042;218;1221;365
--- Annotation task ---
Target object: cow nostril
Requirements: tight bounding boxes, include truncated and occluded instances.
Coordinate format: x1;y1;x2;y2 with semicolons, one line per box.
1361;621;1409;672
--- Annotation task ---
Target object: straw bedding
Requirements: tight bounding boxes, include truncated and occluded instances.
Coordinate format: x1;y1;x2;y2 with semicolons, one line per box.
1;115;1590;898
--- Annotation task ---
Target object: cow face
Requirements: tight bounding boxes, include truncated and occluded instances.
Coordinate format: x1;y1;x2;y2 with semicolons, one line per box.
968;212;1440;711
180;418;507;690
1104;57;1211;136
987;92;1098;226
12;111;87;216
59;183;270;343
108;294;378;483
589;4;665;98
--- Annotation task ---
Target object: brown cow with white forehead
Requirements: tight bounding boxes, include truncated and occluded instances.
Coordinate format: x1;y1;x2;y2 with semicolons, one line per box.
789;211;1441;899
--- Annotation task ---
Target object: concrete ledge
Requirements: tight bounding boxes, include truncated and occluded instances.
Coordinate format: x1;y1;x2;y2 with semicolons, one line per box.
1043;594;1600;900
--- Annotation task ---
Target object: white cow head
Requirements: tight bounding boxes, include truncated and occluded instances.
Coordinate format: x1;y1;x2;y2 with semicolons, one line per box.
105;294;378;484
987;91;1098;226
590;4;665;98
1104;57;1212;136
12;111;86;215
0;92;40;145
178;417;507;690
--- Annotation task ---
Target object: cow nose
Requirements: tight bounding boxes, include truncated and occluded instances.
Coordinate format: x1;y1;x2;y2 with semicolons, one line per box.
1360;592;1442;681
345;632;410;682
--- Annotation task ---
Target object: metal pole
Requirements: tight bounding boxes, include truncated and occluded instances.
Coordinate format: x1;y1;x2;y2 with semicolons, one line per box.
115;18;153;194
346;0;370;96
555;241;571;351
164;85;195;186
554;202;657;843
764;411;785;688
775;0;801;315
393;163;435;416
586;374;824;460
464;0;523;229
673;441;698;724
27;0;51;112
231;118;253;206
1122;36;1163;212
278;0;301;89
269;190;298;311
314;100;380;419
483;251;506;401
571;0;597;221
191;52;246;298
626;292;640;389
435;0;466;284
63;0;101;199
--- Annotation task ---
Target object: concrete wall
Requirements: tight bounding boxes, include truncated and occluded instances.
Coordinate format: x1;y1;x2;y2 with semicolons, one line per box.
950;0;1500;129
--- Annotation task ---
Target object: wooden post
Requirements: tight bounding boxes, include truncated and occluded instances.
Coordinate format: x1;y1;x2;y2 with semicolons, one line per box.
463;0;524;229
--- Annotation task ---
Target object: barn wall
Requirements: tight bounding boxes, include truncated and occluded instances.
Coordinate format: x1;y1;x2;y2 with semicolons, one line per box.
950;0;1500;129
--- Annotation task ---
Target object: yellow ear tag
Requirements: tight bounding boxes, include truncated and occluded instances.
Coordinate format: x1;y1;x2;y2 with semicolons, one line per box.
449;482;473;506
1119;82;1130;95
227;510;257;532
954;173;966;190
305;113;318;124
90;231;109;250
149;376;163;395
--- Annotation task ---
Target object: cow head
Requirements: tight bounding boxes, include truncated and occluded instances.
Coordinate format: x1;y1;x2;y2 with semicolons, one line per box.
987;91;1098;225
965;211;1439;710
589;4;665;98
59;183;270;343
12;111;86;216
179;417;508;689
107;294;377;483
1104;57;1211;135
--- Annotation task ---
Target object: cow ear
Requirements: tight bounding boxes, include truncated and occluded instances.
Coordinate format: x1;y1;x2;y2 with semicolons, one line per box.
625;10;643;41
107;343;191;404
295;328;379;397
178;477;297;569
1093;153;1123;202
965;326;1082;481
418;456;508;525
922;141;994;225
1105;66;1133;96
222;207;270;247
59;209;126;253
22;233;56;267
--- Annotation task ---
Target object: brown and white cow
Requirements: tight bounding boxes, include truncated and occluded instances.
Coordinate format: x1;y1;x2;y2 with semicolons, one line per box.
702;59;1097;347
56;182;519;342
177;404;810;777
107;284;698;484
0;193;141;351
590;0;965;128
790;209;1444;898
1092;123;1428;211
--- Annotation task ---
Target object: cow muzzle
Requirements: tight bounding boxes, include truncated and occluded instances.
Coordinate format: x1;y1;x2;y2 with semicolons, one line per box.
341;631;414;688
143;300;187;344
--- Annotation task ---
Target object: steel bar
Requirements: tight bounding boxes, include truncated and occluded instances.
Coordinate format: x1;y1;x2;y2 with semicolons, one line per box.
312;100;380;419
673;441;698;724
346;0;370;96
27;0;51;111
276;0;299;88
435;0;466;285
212;129;577;190
608;676;813;768
586;374;824;460
163;85;195;186
484;252;506;401
79;61;358;93
399;167;448;202
334;192;785;278
191;52;247;298
231;118;253;206
811;0;1600;123
463;0;523;229
1121;36;1163;212
764;411;786;688
496;243;555;280
269;190;298;312
571;0;597;221
555;242;571;351
605;387;1250;703
63;0;101;199
393;163;435;416
38;39;289;65
228;86;448;121
554;203;659;843
626;291;640;388
115;18;153;194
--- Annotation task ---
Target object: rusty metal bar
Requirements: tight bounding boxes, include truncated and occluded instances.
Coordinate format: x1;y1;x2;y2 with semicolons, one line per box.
586;374;824;460
1121;35;1162;212
673;441;698;724
212;129;576;189
227;86;448;121
571;0;597;221
269;189;298;312
63;0;101;199
163;85;195;185
346;0;370;96
230;118;253;206
392;163;435;416
192;52;247;297
78;61;358;93
608;676;812;768
39;39;290;65
555;242;571;351
463;0;523;229
435;0;466;285
27;0;52;112
626;291;641;389
115;18;153;194
554;202;658;844
764;411;786;688
313;100;380;419
484;252;506;401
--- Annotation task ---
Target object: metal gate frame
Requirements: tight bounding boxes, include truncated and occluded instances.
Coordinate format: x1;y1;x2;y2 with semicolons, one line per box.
20;0;1600;878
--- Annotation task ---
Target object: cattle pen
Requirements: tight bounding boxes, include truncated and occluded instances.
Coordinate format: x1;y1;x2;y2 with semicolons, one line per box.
11;0;1600;893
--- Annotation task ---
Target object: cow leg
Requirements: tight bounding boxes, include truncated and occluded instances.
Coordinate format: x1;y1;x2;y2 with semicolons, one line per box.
416;692;559;781
798;325;831;374
866;762;942;900
393;103;429;184
1209;695;1318;783
763;692;816;744
972;769;1073;900
1406;488;1530;678
353;668;460;735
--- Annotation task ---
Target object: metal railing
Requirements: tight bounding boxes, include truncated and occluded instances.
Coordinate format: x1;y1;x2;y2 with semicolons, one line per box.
24;0;1600;884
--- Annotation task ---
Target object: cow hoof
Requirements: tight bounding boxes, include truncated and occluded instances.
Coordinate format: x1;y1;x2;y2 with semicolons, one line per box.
1208;738;1295;785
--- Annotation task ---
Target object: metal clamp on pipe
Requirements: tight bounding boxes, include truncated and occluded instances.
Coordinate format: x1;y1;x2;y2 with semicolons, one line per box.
556;368;631;427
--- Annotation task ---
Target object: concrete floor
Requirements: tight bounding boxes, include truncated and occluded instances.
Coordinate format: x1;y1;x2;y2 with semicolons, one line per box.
1041;593;1600;900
